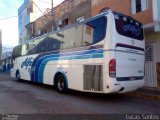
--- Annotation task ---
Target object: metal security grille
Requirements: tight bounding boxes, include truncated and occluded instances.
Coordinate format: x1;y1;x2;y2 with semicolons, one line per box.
83;65;103;91
145;43;157;87
145;62;157;87
145;44;154;61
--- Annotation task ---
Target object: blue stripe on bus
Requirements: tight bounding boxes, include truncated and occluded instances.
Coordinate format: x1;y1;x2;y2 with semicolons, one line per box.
30;46;103;82
31;48;103;83
38;53;103;83
34;49;103;82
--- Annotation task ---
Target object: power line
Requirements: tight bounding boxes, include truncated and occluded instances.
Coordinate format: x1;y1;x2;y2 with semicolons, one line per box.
31;0;52;23
0;9;49;21
32;0;45;15
0;46;13;49
37;0;51;4
0;16;18;21
0;0;51;21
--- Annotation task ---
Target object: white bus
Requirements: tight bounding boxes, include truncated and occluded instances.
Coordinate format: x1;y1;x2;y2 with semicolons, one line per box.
11;10;145;94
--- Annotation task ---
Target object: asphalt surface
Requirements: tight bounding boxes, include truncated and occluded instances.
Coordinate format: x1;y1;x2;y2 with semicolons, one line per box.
0;73;159;115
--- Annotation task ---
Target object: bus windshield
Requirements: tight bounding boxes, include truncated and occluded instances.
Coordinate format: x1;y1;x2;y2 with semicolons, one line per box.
114;12;144;40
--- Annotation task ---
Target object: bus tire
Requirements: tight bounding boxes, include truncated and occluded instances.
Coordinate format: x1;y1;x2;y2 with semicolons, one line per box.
55;74;68;94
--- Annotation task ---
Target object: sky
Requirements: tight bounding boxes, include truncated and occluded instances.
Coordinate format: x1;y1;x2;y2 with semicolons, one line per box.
0;0;64;49
0;0;23;48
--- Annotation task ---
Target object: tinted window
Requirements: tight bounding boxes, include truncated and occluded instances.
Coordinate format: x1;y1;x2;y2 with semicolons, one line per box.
86;17;107;44
28;40;47;54
45;37;62;52
27;37;62;54
114;12;144;40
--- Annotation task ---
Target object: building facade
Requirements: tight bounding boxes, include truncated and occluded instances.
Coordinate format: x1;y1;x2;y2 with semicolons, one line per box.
25;0;91;38
0;52;12;72
18;0;54;43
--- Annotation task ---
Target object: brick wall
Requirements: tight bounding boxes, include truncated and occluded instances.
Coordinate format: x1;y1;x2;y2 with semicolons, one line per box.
91;0;153;25
132;0;153;24
33;0;91;37
28;0;154;38
92;0;131;16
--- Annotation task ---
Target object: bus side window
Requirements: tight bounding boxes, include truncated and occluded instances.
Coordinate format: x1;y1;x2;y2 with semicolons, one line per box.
27;41;36;54
27;37;45;54
46;39;62;52
32;40;47;53
83;16;107;46
47;32;64;52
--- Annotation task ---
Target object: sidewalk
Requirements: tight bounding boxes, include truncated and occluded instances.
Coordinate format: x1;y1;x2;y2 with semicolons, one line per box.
125;87;160;100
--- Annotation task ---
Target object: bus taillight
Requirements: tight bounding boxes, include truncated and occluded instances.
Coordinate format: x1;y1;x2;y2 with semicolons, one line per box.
109;59;116;78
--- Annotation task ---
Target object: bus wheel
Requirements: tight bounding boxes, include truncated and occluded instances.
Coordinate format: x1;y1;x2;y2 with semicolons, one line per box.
55;74;68;94
16;72;21;81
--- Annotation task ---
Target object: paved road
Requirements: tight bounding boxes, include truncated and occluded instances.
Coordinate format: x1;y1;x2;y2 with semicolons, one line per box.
0;73;159;115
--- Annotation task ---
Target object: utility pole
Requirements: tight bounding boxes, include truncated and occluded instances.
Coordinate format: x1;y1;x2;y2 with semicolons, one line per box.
51;0;54;31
